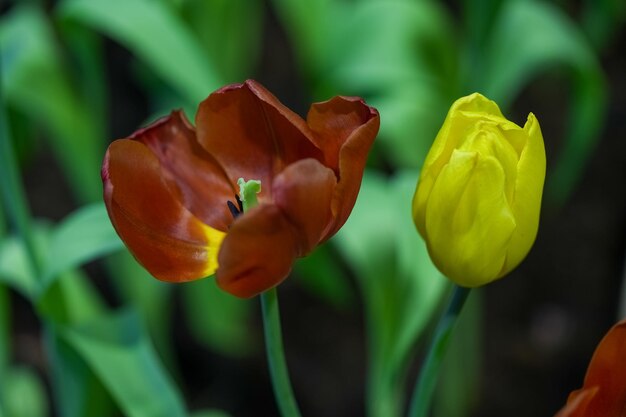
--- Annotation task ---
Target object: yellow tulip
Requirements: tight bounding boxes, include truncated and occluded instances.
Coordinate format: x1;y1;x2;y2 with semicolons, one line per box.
412;93;546;287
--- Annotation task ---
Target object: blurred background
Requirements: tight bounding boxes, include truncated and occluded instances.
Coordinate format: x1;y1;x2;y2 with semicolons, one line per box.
1;0;625;416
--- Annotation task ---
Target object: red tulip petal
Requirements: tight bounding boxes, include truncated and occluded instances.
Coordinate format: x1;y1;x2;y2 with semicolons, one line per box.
129;110;235;231
196;80;322;201
272;158;337;254
307;96;380;238
103;140;225;282
554;387;599;417
578;319;626;416
216;204;299;298
555;319;626;417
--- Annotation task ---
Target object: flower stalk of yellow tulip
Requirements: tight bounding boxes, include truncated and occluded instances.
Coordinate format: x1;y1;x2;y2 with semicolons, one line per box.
408;93;546;417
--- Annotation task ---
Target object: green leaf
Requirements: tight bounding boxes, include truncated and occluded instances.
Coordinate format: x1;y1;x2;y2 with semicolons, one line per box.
0;234;40;298
0;66;43;276
481;0;607;204
55;309;188;417
182;277;253;357
45;326;116;417
38;268;107;324
325;1;455;90
333;170;448;417
0;210;118;303
0;5;104;202
107;252;176;371
181;0;263;81
0;366;48;417
58;0;223;104
269;0;335;76
294;243;355;309
41;203;123;289
461;0;504;49
581;0;626;51
368;86;449;168
57;19;108;133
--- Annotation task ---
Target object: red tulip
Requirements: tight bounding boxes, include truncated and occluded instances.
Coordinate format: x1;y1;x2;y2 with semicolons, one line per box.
102;80;379;298
555;319;626;417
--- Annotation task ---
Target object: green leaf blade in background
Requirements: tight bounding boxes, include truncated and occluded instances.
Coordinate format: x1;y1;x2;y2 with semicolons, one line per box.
42;203;123;289
268;0;335;77
334;170;448;417
481;0;607;204
581;0;626;51
45;326;117;417
0;366;49;417
0;5;104;203
182;277;253;357
58;0;223;105
294;243;355;310
180;0;263;82
0;234;41;299
55;309;188;417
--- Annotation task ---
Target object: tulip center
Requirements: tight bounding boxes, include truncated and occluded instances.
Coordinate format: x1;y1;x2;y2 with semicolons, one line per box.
226;178;262;220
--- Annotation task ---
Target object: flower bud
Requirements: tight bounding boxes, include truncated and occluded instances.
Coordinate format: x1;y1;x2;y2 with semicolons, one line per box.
412;93;546;287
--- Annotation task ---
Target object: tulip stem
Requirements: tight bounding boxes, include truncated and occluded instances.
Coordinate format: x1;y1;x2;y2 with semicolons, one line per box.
407;285;471;417
261;288;302;417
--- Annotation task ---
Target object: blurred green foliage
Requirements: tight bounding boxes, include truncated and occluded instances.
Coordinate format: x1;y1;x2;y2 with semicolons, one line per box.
272;0;608;205
335;171;449;417
0;0;620;416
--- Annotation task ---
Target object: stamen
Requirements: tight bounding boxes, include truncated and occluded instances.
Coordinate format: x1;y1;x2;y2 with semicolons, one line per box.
235;194;244;213
227;200;241;219
237;178;262;212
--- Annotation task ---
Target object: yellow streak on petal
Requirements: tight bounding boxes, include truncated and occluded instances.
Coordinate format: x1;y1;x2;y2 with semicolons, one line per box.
200;224;227;277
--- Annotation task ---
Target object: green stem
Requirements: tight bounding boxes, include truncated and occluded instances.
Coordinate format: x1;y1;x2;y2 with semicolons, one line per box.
407;285;471;417
261;288;302;417
236;177;301;416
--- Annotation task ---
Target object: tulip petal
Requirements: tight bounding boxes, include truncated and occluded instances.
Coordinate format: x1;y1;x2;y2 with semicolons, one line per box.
503;113;546;273
575;319;626;416
425;150;516;286
216;204;299;298
272;159;337;254
555;319;626;416
420;93;505;182
415;93;507;235
196;80;322;201
103;140;225;282
307;96;380;238
554;387;598;417
129;110;236;231
459;124;519;204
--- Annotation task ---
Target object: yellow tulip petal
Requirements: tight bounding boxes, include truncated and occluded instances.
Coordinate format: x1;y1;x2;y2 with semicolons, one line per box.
425;150;516;286
459;123;519;203
413;93;545;287
418;94;510;217
503;113;546;273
